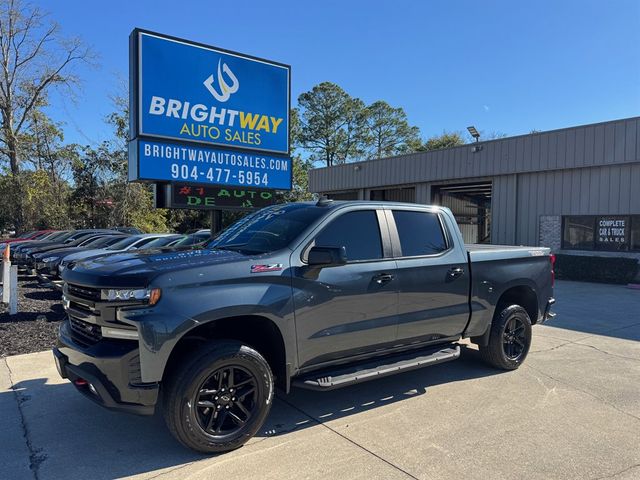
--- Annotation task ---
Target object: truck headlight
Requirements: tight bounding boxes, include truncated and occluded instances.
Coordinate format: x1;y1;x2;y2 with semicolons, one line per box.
42;256;57;263
100;288;162;305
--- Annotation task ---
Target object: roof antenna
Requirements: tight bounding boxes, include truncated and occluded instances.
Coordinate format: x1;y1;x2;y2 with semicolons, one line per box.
316;195;333;207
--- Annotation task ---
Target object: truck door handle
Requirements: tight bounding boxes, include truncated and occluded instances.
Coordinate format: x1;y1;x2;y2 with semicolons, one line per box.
448;267;464;278
373;273;394;284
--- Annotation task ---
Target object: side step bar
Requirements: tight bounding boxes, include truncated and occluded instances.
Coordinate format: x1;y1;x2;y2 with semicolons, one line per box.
293;344;461;390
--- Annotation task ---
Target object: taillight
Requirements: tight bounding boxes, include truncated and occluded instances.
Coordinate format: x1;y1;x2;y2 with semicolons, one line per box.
550;254;556;287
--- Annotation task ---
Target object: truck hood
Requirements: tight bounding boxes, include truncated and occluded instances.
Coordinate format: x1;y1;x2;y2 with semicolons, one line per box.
61;248;247;287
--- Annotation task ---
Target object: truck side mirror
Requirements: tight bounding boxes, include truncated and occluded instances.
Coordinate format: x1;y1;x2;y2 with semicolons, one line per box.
307;246;347;267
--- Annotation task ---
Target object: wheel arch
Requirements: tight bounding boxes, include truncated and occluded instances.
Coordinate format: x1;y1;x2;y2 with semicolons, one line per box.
472;283;539;346
162;315;289;391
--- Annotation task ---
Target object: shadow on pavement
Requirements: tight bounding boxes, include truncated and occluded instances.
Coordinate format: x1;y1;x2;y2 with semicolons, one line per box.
7;346;498;479
542;281;640;342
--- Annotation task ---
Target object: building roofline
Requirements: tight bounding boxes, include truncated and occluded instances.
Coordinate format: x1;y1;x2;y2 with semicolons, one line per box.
309;115;640;172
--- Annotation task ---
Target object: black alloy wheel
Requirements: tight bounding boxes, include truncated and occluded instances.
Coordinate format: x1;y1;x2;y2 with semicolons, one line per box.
502;317;527;361
163;341;274;453
194;366;258;435
478;304;532;370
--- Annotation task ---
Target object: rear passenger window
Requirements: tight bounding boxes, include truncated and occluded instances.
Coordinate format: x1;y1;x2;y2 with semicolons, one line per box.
392;211;447;256
314;211;383;261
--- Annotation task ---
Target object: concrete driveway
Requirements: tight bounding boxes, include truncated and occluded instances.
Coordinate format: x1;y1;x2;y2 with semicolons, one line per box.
1;280;639;480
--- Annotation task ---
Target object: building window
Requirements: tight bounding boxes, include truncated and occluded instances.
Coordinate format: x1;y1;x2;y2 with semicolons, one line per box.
370;187;416;203
563;217;595;250
325;191;359;200
562;215;639;252
632;217;640;252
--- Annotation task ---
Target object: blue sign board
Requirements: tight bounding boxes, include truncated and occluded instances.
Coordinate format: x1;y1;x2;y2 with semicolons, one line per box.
133;139;292;190
135;31;289;153
129;29;292;191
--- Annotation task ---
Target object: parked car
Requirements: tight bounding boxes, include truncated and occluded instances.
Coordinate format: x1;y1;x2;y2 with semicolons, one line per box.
34;234;128;288
172;230;211;247
0;230;60;250
57;234;177;274
136;234;185;249
55;201;555;453
14;230;117;274
111;227;143;235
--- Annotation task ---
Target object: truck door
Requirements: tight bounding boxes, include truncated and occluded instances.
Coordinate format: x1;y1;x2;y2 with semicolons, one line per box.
290;208;399;369
386;208;470;343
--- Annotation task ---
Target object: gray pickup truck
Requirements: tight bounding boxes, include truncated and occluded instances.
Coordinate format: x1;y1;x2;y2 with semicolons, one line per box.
54;200;555;453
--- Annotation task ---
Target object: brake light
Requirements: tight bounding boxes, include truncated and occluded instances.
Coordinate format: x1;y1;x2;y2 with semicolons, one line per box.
550;254;556;287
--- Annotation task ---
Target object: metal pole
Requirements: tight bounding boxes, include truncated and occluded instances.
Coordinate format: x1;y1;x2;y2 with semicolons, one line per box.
210;210;223;236
9;265;17;315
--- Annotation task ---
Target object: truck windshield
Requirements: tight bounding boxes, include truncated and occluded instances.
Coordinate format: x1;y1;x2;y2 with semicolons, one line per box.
209;204;326;254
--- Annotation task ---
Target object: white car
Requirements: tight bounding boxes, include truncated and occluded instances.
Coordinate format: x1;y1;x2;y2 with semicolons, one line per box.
58;234;176;272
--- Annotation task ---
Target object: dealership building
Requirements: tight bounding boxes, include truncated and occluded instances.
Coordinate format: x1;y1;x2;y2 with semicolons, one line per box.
309;116;640;260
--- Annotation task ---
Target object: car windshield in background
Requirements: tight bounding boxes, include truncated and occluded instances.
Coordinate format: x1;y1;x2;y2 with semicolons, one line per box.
173;233;210;246
83;236;123;248
43;231;69;241
106;236;143;251
209;204;326;254
142;236;183;248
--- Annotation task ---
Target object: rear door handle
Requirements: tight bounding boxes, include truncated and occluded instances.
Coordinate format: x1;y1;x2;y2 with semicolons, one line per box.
373;273;394;284
448;267;464;278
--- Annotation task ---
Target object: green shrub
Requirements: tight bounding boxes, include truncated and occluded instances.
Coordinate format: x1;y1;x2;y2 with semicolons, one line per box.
555;254;639;284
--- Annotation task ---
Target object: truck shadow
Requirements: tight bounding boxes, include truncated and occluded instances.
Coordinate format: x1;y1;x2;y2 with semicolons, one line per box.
6;346;497;479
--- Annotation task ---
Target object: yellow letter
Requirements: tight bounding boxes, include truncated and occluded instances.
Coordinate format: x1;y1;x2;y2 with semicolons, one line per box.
239;112;259;130
180;123;191;135
270;117;283;134
256;115;270;132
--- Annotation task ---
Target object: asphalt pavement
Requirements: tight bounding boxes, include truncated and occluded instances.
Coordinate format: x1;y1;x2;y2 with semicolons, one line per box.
1;280;639;480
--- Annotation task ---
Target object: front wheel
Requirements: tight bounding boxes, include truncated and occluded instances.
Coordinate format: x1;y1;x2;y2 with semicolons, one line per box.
479;304;532;370
163;341;274;453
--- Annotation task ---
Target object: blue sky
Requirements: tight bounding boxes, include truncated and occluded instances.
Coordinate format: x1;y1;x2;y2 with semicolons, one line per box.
44;0;640;147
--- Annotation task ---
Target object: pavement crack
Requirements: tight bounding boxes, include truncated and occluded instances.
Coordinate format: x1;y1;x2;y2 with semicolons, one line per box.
143;461;197;479
533;336;640;363
591;462;640;479
524;363;640;424
276;394;422;480
4;358;46;480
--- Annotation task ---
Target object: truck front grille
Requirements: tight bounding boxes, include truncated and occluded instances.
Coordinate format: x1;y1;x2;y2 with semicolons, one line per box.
67;283;101;302
69;317;102;346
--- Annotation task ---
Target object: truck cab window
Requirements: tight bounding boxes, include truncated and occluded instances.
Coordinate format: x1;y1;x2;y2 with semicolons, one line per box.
314;210;383;261
392;210;447;256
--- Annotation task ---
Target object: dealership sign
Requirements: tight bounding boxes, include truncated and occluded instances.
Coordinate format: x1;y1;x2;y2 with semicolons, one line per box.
129;29;291;190
168;184;276;210
596;216;627;250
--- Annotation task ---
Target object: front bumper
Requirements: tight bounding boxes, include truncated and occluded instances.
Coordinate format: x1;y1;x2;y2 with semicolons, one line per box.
54;319;158;415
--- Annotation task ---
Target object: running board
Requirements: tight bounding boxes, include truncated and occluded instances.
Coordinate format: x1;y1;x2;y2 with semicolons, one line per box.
293;344;460;390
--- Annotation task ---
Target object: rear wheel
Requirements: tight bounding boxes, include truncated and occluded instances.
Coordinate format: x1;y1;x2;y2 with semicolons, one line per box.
479;304;532;370
163;341;274;453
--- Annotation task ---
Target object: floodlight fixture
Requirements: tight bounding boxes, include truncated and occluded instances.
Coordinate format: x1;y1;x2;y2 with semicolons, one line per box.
467;126;480;142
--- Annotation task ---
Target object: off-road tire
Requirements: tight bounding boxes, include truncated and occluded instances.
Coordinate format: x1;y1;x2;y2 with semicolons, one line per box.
479;304;532;370
162;341;274;453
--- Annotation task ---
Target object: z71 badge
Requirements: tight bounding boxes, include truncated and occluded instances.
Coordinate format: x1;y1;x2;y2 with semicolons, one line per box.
250;264;283;273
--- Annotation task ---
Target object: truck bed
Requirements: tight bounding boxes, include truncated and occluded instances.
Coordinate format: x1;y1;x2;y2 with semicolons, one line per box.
466;244;550;262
